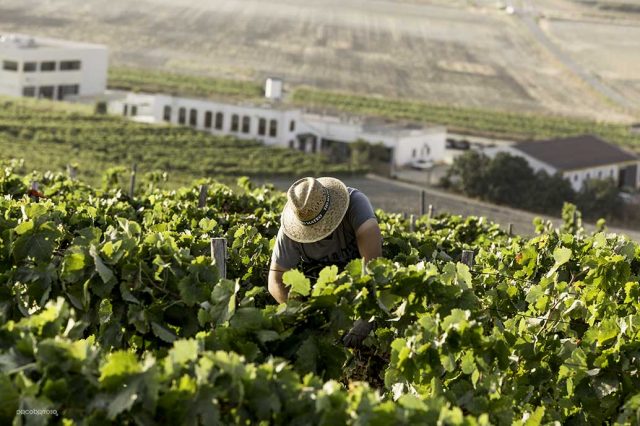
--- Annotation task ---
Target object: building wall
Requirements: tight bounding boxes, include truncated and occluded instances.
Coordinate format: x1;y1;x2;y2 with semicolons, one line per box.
114;93;302;147
562;165;619;192
389;131;446;166
0;42;108;99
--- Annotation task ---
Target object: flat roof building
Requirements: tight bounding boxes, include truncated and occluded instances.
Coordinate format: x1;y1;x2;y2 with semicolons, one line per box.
0;33;108;101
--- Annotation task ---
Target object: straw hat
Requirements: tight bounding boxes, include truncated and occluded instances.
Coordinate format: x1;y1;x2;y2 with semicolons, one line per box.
282;177;350;243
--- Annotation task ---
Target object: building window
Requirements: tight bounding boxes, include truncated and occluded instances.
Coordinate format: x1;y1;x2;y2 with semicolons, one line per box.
242;116;251;133
178;107;186;124
412;148;417;158
131;105;138;116
290;120;296;132
574;175;578;181
23;62;37;72
123;104;129;116
57;84;79;100
215;112;224;130
269;119;278;137
204;111;213;128
2;60;18;71
163;105;172;122
40;61;56;72
598;170;602;178
22;86;36;97
38;86;55;99
60;60;81;71
289;140;294;149
258;118;266;136
189;109;198;127
231;114;239;132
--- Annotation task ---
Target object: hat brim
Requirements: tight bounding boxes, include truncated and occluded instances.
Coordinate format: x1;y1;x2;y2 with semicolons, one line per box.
282;177;350;243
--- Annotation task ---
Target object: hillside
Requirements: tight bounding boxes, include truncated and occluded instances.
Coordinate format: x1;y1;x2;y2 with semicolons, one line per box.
0;168;639;424
1;0;639;121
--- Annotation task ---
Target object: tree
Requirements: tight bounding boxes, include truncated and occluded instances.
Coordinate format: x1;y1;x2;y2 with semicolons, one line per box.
444;151;489;197
575;178;622;221
483;153;536;207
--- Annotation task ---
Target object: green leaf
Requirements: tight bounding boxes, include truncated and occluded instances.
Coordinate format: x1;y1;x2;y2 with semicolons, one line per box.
151;321;177;343
0;374;19;422
60;251;87;283
524;406;545;426
208;279;239;325
99;351;141;387
89;245;114;284
283;270;310;297
317;265;339;286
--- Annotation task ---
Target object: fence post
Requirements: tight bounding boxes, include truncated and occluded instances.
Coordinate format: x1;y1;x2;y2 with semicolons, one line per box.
428;204;434;219
66;164;77;180
211;237;227;279
420;190;426;216
409;214;416;232
461;250;475;268
507;223;513;236
129;163;137;199
198;185;208;208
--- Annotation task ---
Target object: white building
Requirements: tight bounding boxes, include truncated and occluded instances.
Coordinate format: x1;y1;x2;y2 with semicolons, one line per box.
109;92;447;168
485;135;640;191
0;33;108;100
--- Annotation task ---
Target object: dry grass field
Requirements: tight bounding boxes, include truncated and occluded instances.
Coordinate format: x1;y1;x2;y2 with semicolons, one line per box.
0;0;638;121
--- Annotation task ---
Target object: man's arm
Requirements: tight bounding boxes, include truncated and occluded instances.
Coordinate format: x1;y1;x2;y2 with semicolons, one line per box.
356;218;382;263
268;261;290;304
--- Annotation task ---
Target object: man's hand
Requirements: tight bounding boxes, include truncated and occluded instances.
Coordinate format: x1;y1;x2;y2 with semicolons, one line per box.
343;319;375;348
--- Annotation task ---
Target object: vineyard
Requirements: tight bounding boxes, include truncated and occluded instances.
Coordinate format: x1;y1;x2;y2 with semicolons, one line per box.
1;165;640;425
0;97;360;188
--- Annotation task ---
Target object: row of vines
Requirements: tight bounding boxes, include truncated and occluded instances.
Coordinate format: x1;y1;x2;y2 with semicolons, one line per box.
1;166;640;425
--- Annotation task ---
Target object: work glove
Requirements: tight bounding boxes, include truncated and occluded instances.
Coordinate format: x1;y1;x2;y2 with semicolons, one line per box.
342;319;375;348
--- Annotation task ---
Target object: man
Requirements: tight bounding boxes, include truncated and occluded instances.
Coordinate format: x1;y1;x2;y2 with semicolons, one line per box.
269;176;382;302
268;176;383;346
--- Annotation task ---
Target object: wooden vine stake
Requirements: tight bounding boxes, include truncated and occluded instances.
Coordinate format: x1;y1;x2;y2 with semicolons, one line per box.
461;250;475;268
211;237;227;279
198;185;208;208
409;214;416;232
129;163;137;199
66;164;77;180
507;223;513;236
428;204;434;219
420;190;426;216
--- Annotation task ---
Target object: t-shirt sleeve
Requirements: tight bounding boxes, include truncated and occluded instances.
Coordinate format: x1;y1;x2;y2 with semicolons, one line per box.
271;226;302;269
347;190;377;232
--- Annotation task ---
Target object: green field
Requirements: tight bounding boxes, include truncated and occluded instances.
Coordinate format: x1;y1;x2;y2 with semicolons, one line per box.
0;96;362;188
110;67;640;153
1;168;639;424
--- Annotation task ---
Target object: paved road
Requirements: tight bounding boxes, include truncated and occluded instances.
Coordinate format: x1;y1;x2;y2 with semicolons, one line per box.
263;174;640;241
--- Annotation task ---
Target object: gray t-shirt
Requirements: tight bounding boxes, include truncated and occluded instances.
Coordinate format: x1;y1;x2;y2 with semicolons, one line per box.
271;188;376;270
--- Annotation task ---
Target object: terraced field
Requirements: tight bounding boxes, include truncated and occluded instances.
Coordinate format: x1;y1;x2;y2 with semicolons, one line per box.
1;0;638;121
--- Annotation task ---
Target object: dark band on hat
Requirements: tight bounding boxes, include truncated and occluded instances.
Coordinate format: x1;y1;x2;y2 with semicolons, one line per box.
301;187;331;226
